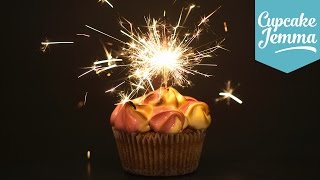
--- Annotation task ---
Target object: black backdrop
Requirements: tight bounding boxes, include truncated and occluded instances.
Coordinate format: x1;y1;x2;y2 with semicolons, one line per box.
5;0;320;179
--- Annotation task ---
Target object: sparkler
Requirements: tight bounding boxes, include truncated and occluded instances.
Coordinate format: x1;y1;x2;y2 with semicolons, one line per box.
83;7;225;102
43;3;226;103
216;81;243;104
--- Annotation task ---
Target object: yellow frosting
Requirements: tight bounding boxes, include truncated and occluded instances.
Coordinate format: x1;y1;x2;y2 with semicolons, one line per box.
168;117;184;133
183;102;211;129
135;104;153;120
161;87;186;107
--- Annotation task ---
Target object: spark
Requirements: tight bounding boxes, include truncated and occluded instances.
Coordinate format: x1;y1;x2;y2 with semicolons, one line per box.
105;81;125;93
198;6;221;27
78;42;125;79
98;0;113;8
84;92;88;105
87;150;91;159
117;92;131;105
219;92;242;104
41;40;74;52
216;81;242;105
183;4;196;24
80;5;225;103
76;33;90;37
93;59;122;65
96;64;118;74
224;22;228;32
85;25;125;44
78;65;101;78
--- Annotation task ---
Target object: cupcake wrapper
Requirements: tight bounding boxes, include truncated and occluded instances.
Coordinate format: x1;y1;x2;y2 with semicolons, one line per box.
112;128;206;176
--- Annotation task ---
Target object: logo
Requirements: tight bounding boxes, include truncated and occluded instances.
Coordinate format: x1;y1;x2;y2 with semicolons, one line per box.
255;0;320;73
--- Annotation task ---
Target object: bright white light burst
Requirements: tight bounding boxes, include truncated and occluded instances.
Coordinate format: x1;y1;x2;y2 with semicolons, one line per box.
44;4;226;103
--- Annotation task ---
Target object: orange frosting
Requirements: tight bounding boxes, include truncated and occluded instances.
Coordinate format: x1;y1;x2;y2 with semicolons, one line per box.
110;87;211;133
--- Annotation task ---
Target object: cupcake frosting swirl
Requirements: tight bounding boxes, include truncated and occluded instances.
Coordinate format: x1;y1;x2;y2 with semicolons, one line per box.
110;102;150;133
180;100;211;129
110;87;211;133
150;111;187;134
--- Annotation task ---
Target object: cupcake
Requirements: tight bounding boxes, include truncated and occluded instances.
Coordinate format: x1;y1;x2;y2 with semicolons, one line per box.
110;87;211;176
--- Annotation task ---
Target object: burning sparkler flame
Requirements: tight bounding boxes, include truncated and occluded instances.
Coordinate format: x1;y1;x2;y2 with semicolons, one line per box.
80;5;225;103
42;3;225;104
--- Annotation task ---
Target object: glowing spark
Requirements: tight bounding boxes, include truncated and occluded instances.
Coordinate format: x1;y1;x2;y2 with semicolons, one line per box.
198;6;221;27
41;40;74;52
76;33;90;37
41;41;74;45
190;4;196;9
96;64;117;74
116;15;223;98
195;64;217;66
98;0;113;8
85;25;125;44
81;6;224;103
84;92;88;105
224;22;228;32
78;65;100;78
105;81;125;93
94;59;122;65
183;4;196;24
87;150;91;159
216;81;242;105
130;82;145;90
117;92;131;105
219;93;242;104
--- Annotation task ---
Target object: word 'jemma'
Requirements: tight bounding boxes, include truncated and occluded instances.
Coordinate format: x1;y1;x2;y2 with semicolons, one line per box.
257;11;317;49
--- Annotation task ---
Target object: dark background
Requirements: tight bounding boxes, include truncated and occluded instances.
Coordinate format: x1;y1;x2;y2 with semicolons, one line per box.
5;0;320;179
